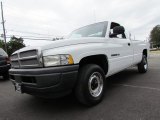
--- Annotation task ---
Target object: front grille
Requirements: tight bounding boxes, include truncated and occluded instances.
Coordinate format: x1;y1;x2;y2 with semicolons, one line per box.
20;58;39;66
11;61;19;68
10;54;18;59
11;49;42;69
19;50;37;58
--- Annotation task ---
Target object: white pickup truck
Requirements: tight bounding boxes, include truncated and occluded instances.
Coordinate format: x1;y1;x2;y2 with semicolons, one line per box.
9;21;149;106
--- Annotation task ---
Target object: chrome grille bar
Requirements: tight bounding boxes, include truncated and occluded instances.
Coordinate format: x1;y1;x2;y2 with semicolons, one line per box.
11;49;42;69
19;50;37;58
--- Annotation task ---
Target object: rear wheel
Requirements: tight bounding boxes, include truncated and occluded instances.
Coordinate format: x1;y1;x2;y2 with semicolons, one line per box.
138;55;148;73
75;64;105;106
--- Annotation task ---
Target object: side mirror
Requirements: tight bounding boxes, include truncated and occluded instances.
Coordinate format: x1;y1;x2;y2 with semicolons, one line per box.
110;26;125;38
113;26;125;34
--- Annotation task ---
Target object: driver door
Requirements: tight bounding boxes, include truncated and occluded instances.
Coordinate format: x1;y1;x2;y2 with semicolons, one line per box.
106;22;133;76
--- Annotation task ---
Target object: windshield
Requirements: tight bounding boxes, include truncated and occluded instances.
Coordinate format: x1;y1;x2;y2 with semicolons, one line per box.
0;48;8;56
68;22;108;39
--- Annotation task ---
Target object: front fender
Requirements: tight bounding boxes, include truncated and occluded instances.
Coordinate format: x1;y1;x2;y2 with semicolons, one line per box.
42;42;107;64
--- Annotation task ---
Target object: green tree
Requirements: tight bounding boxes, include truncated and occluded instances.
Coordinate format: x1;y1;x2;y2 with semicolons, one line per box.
150;25;160;48
0;40;5;49
7;36;25;56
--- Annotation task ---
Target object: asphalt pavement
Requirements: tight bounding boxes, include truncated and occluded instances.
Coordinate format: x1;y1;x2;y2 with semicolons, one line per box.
0;55;160;120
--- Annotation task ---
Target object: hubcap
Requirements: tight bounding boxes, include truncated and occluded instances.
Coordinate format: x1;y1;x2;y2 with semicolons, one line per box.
88;72;103;97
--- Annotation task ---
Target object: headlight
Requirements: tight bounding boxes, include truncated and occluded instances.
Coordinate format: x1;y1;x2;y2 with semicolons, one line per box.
43;54;74;67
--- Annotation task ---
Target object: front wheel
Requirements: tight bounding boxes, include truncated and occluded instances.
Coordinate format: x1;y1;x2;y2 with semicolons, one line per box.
138;55;148;73
75;64;105;106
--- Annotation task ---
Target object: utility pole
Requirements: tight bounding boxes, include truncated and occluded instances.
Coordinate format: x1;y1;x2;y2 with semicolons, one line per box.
1;1;7;53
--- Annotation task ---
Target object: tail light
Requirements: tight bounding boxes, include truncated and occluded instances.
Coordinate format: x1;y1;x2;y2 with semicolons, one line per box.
6;57;10;64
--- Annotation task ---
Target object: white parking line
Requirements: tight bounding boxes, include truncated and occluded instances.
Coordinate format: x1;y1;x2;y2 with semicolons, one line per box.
114;84;160;91
149;54;160;57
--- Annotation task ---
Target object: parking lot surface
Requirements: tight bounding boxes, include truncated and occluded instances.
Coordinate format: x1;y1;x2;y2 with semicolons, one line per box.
0;55;160;120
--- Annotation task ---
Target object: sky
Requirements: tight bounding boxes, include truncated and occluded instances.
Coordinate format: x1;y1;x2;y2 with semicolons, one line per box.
0;0;160;46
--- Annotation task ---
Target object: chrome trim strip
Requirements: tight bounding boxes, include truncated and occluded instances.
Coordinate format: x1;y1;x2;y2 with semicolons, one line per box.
18;55;38;60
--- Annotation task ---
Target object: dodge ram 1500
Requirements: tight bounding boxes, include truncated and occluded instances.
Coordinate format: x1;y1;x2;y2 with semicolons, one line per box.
9;21;149;106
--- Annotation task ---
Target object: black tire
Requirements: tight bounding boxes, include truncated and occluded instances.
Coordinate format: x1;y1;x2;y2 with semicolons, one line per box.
75;64;105;106
138;55;148;73
3;72;9;80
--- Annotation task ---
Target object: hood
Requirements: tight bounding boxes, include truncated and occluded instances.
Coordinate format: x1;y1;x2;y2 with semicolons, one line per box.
12;46;42;54
12;37;105;54
41;37;105;50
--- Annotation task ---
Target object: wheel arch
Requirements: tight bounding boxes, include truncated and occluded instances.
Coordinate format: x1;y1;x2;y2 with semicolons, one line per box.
79;54;109;75
143;49;148;57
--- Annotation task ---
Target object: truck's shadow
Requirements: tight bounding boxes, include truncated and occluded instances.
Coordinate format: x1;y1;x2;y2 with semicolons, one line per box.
106;68;139;86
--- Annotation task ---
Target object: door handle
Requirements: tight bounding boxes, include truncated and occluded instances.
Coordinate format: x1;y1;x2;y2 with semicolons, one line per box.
128;43;131;46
